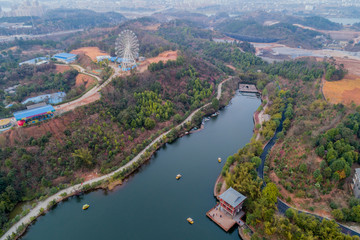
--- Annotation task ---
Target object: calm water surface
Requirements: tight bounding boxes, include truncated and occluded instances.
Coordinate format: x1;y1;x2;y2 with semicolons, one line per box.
21;92;261;240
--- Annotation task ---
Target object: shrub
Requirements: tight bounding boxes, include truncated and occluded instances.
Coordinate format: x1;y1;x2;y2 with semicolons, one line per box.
330;201;338;209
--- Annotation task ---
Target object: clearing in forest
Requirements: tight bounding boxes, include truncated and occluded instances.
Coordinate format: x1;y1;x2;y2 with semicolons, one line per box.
138;51;178;72
70;47;109;61
55;65;71;73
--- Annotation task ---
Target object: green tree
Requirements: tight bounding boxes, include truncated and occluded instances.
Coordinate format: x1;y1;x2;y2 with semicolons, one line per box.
211;98;219;110
144;118;156;130
331;209;344;221
72;147;94;168
251;156;262;168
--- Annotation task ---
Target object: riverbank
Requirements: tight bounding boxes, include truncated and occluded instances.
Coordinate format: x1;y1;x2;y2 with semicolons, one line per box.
0;76;234;240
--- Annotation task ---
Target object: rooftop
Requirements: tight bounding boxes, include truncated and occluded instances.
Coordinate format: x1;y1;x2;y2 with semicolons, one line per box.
19;57;49;66
219;187;246;208
52;53;77;60
13;105;55;120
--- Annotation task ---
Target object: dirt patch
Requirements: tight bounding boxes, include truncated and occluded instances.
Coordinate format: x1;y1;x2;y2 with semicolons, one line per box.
226;64;236;71
75;73;96;89
55;65;71;73
335;58;360;76
76;53;98;70
2;112;77;146
323;74;360;105
71;47;108;61
138;50;178;72
141;23;161;31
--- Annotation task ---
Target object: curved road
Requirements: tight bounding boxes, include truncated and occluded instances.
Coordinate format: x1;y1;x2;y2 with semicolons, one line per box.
257;108;360;237
54;64;122;113
0;77;233;240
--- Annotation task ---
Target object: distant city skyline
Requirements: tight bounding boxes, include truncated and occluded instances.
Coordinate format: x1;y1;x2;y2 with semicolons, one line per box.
0;0;360;18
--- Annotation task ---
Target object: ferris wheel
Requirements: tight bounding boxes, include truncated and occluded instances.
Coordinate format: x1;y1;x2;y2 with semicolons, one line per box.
115;30;139;71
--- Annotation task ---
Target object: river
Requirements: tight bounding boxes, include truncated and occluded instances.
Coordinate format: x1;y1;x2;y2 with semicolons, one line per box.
21;92;261;240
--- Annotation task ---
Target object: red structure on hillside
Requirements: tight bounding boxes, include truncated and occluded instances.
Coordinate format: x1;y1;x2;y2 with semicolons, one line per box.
218;187;246;217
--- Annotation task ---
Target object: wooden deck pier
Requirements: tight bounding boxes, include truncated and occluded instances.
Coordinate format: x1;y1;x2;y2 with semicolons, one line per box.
206;204;245;232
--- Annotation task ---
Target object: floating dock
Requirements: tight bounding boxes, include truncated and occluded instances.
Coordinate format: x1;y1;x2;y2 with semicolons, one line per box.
239;84;259;93
206;204;245;232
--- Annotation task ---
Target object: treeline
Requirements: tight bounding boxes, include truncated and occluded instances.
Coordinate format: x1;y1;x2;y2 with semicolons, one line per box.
217;20;324;49
260;89;291;140
11;69;79;102
201;41;265;72
263;59;324;81
331;197;360;222
148;55;185;72
298;16;343;31
325;62;347;81
315;112;360;183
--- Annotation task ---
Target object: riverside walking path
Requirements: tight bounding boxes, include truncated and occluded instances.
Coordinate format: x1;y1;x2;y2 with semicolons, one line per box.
0;76;233;240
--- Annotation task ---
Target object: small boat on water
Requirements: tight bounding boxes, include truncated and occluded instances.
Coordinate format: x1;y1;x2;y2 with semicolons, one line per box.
187;217;194;224
211;112;219;117
82;204;90;210
218;157;222;163
176;174;182;180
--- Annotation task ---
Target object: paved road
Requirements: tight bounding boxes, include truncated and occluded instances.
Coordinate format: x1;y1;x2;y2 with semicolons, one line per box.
55;64;122;113
0;76;232;240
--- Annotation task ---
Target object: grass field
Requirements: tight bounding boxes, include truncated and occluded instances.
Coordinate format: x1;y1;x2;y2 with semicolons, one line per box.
323;74;360;105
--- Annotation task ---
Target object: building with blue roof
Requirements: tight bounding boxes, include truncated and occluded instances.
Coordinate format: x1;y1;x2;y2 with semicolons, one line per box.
14;105;55;126
19;56;49;66
52;53;77;64
218;187;246;217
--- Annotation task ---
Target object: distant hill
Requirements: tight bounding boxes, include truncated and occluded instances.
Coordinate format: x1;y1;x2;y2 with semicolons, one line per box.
294;16;342;31
0;9;126;35
42;9;126;30
216;19;324;49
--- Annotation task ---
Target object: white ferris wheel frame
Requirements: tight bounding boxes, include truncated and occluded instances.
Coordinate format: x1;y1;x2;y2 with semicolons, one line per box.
115;30;139;71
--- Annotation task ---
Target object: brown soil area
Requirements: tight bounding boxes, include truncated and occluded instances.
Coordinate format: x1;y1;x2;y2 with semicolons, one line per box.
141;23;161;31
75;73;96;89
138;50;178;72
335;58;360;76
71;47;108;61
77;171;100;182
76;53;98;70
323;74;360;105
1;112;77;146
55;65;71;73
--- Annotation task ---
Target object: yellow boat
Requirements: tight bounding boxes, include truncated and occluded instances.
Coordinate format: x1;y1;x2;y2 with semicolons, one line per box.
82;204;90;210
218;157;222;163
176;174;182;180
187;217;194;224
